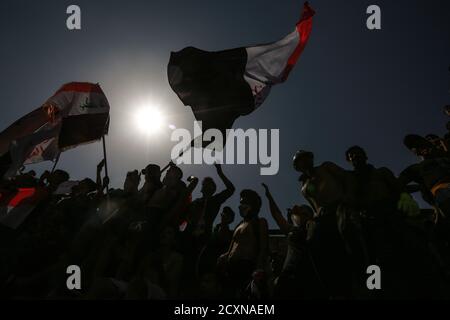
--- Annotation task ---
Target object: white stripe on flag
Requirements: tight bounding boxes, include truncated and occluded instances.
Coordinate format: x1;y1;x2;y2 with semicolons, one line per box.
46;91;110;117
244;29;300;108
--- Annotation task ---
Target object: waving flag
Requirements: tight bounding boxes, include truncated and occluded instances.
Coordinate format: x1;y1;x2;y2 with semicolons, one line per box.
168;2;315;138
46;82;110;150
4;124;61;177
0;82;110;178
0;111;61;178
0;107;50;157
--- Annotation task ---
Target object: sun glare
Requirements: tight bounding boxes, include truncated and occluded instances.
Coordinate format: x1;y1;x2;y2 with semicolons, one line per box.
134;106;165;136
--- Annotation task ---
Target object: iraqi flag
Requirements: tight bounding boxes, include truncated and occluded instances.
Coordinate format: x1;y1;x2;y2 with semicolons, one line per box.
0;107;61;178
0;107;57;176
0;107;50;157
0;82;110;178
45;82;110;150
3;123;61;178
167;2;315;139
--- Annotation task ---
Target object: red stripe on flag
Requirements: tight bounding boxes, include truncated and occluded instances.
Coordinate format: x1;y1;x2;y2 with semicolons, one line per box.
8;188;36;207
54;82;104;95
282;2;315;81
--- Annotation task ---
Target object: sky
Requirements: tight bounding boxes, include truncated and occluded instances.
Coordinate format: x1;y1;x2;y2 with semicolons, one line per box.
0;0;449;228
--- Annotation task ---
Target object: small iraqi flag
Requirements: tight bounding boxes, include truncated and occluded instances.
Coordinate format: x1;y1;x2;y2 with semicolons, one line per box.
168;2;315;139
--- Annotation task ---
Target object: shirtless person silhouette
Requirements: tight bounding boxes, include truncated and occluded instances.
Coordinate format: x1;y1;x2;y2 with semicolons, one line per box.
217;189;268;298
292;149;355;298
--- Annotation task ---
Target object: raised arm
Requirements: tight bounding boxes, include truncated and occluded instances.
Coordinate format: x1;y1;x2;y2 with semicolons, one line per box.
96;159;106;195
214;163;235;202
262;183;290;234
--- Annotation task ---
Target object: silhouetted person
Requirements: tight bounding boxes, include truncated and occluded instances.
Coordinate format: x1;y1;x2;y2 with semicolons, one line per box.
400;134;450;276
262;183;324;299
345;145;424;298
186;163;235;245
425;134;448;158
197;206;235;278
217;189;268;298
400;134;450;216
147;164;186;228
139;164;163;203
292;149;353;298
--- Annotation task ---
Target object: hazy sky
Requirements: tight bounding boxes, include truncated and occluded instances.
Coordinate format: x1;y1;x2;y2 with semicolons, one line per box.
1;0;449;228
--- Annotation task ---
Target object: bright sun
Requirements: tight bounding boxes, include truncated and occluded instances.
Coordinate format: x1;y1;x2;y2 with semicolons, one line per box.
134;106;166;136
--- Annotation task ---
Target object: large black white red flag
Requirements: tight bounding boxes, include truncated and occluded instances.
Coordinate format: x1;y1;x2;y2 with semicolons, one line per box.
0;82;110;178
167;2;315;139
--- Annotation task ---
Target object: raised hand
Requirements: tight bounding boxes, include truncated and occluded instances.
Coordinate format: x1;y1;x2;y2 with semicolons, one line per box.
214;162;223;174
97;159;106;171
103;176;110;188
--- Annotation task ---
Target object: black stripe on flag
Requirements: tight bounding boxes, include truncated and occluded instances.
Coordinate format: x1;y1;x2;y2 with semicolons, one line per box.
58;113;109;149
168;46;254;136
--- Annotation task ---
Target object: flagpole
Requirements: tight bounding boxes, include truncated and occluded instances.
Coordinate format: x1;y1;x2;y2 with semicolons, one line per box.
102;135;109;193
50;152;61;173
160;142;192;174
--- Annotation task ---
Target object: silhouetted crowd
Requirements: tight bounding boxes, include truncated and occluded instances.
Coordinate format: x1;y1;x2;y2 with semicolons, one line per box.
2;108;450;300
